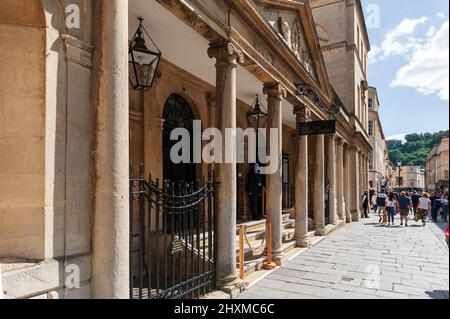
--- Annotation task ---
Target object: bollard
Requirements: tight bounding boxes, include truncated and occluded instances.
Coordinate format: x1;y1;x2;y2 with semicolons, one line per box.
263;219;276;270
239;225;245;280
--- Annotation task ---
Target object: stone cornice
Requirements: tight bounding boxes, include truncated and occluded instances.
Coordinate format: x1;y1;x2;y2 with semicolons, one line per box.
62;34;93;69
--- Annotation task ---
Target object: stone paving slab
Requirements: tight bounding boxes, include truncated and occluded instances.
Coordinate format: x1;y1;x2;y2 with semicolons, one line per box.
237;214;449;299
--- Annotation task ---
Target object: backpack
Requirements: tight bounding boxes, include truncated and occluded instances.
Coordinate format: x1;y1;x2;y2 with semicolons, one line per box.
376;193;387;207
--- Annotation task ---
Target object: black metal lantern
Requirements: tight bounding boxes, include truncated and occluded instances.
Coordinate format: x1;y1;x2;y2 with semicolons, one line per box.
246;95;268;163
129;17;161;91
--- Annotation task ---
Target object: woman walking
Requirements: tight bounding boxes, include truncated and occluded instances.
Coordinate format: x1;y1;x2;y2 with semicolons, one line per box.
386;190;397;226
418;192;431;226
362;191;369;218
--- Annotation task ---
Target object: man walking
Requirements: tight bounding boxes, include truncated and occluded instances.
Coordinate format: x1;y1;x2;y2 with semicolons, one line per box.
398;191;412;227
376;189;388;223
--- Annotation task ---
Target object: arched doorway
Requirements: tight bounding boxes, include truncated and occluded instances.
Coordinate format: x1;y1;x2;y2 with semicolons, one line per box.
162;94;196;183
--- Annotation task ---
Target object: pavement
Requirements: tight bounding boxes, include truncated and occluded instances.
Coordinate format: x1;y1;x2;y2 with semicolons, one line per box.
237;211;449;299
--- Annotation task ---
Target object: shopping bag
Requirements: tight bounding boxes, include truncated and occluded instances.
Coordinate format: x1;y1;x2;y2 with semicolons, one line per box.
414;212;419;222
382;211;387;223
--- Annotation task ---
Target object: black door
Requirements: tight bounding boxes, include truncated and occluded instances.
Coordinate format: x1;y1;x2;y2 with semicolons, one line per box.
162;94;196;184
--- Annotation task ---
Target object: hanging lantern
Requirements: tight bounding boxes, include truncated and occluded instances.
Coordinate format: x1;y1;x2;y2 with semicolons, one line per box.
129;17;161;91
246;95;268;164
246;95;268;131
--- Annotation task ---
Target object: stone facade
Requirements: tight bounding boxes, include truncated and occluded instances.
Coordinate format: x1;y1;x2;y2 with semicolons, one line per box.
426;137;449;192
392;166;425;190
367;87;390;192
1;0;373;299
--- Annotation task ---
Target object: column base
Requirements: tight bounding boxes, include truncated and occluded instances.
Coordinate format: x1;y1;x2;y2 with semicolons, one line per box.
345;212;352;223
272;249;285;266
315;226;327;236
351;211;361;222
216;276;244;297
332;219;345;230
295;231;315;248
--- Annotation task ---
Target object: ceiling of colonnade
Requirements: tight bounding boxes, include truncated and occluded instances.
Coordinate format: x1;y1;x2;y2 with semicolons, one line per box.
129;0;296;129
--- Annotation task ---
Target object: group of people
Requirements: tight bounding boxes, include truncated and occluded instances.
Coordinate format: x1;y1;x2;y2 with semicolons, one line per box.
361;189;449;227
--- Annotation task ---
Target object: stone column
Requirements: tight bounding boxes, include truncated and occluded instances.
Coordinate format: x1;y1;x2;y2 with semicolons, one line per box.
91;0;129;299
336;139;345;220
349;146;361;222
327;135;337;225
343;144;352;223
294;105;311;247
314;135;326;235
264;83;286;261
208;42;244;291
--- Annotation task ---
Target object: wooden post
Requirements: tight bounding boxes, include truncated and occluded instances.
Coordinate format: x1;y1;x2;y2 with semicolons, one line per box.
263;219;277;270
239;225;245;280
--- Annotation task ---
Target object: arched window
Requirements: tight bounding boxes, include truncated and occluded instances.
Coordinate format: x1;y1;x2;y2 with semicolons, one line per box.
162;94;196;183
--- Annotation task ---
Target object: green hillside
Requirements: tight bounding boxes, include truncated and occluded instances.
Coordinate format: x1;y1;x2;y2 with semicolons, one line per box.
387;131;449;167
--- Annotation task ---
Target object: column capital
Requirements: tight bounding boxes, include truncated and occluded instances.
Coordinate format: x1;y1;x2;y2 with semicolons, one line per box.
348;145;359;152
263;83;287;100
208;42;244;64
293;105;311;122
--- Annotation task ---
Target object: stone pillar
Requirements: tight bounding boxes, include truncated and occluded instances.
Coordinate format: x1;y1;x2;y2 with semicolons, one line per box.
294;105;311;247
349;146;361;222
343;144;352;223
208;42;244;291
91;0;129;299
327;135;337;225
336;139;345;220
264;83;286;261
314;135;326;235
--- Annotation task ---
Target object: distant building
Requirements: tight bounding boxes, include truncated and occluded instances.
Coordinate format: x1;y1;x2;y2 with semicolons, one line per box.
426;137;449;192
393;166;425;190
367;87;389;191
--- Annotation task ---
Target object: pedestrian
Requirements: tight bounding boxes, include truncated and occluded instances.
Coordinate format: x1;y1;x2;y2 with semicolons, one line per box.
417;192;431;226
386;190;397;226
397;191;412;227
431;192;442;222
361;191;369;218
376;189;388;223
411;190;420;217
246;163;263;221
441;192;449;222
372;192;378;214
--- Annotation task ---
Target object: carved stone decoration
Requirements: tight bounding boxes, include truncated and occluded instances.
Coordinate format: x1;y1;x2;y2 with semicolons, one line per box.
291;21;302;60
277;17;292;49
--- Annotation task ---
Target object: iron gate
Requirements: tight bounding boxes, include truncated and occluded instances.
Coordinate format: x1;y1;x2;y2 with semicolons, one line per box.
130;170;215;299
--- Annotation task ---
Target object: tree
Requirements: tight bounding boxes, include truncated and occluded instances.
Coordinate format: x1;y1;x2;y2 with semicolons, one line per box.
387;130;449;167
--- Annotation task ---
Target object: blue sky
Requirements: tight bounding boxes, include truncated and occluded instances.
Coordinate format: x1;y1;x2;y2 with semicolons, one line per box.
361;0;449;140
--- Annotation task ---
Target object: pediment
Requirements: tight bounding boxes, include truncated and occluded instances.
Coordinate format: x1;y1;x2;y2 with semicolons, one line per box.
253;0;332;97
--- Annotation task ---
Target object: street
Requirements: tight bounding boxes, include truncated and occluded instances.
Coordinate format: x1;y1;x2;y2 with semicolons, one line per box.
238;212;449;299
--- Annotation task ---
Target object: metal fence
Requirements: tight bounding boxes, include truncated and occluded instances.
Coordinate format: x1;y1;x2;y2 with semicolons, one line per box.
129;170;215;299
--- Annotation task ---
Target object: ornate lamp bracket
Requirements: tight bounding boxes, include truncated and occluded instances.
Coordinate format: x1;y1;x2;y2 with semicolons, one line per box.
294;83;341;115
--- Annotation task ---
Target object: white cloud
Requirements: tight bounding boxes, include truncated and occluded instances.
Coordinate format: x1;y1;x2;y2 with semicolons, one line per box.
391;21;449;101
387;134;407;143
437;12;445;19
380;17;428;58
